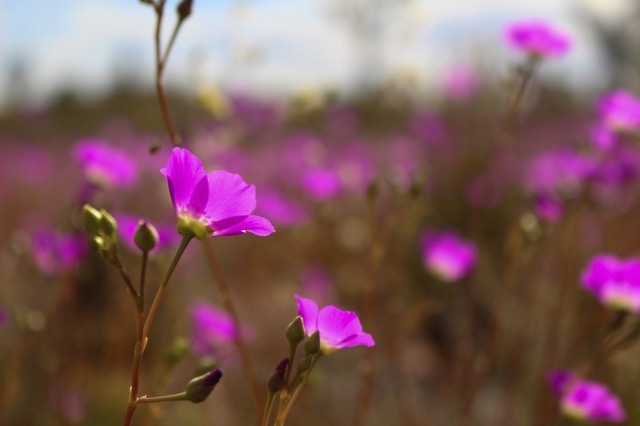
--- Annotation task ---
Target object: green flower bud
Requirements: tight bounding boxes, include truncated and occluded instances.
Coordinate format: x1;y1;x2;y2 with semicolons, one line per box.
185;368;223;403
304;331;320;356
286;316;305;347
267;358;289;394
82;204;103;235
90;236;106;253
297;355;313;373
134;220;159;252
99;209;118;238
165;336;189;368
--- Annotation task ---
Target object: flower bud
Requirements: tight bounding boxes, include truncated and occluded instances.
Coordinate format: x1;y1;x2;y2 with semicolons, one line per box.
90;236;106;253
304;331;320;355
99;209;118;238
286;316;305;346
297;355;313;373
267;358;289;394
82;204;103;235
134;220;159;252
165;336;189;367
185;368;223;403
177;0;193;21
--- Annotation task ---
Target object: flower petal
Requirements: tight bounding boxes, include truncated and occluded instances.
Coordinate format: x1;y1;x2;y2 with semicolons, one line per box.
161;148;207;212
204;171;257;221
213;215;275;237
295;295;319;336
317;305;364;346
337;332;375;349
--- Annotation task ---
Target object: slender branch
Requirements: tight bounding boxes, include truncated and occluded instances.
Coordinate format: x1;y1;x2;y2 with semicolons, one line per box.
143;234;192;340
262;393;276;426
152;0;181;147
113;259;140;300
201;239;263;415
274;355;321;426
162;20;184;67
137;392;187;404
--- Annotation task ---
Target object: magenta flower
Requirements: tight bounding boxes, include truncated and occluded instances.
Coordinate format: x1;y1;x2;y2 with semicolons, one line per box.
295;295;374;355
597;90;640;132
31;230;88;276
581;254;640;313
301;168;342;200
420;231;477;282
442;65;479;100
505;20;571;58
255;189;309;226
548;371;626;423
190;302;246;359
161;148;275;239
73;140;138;188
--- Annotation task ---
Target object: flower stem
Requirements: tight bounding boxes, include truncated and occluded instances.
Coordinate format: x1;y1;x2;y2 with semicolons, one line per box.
152;0;181;147
274;354;321;426
122;250;150;426
137;392;187;404
124;236;191;425
261;392;276;426
143;234;192;340
201;239;263;415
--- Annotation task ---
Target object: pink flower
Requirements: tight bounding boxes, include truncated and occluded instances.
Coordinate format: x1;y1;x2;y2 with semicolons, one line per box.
581;254;640;313
161;148;275;239
505;20;572;58
597;90;640;132
73;140;138;188
295;295;374;356
420;231;477;282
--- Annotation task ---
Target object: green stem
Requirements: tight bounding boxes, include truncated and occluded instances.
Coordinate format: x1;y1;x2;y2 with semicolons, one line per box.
137;392;187;404
143;234;192;341
275;354;321;426
162;19;184;67
262;393;276;426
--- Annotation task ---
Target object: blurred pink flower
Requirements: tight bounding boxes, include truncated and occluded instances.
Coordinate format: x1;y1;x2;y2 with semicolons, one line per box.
548;371;626;423
302;168;342;200
255;189;309;226
505;20;571;58
73;139;138;188
597;90;640;132
31;230;88;276
420;230;477;282
442;66;479;100
190;302;251;360
581;254;640;313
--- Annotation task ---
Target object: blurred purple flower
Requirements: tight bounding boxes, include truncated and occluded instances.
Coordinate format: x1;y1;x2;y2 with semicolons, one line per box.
548;371;626;423
505;20;571;58
534;194;564;223
295;295;375;355
589;122;619;151
300;267;333;306
31;230;88;276
524;149;595;197
73;139;138;188
420;230;477;282
190;302;245;359
115;214;179;252
581;254;640;313
334;142;376;194
597;90;640;132
255;189;309;226
302;168;342;200
442;65;479;100
161;147;275;239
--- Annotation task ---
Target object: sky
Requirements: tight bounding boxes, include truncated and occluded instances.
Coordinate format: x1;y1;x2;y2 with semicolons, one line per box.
0;0;633;110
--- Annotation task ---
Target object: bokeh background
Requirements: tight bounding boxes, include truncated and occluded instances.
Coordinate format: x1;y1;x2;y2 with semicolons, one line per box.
2;0;640;425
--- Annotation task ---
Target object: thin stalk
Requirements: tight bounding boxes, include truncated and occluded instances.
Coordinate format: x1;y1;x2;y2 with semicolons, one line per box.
274;355;320;426
143;234;192;340
202;239;262;414
137;392;187;404
152;0;181;147
261;393;276;426
122;250;150;425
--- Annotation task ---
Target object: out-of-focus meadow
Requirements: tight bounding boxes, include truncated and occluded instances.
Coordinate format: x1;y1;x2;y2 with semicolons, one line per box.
3;1;640;425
